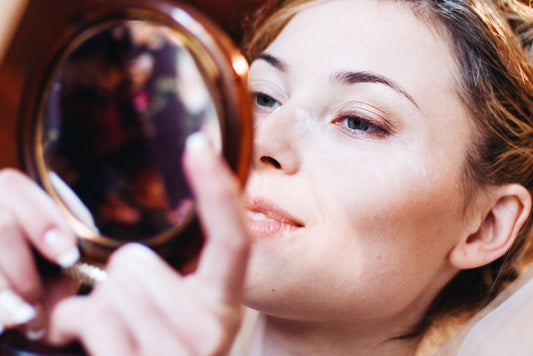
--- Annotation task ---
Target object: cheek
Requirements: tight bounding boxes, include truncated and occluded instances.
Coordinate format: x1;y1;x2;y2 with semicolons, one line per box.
301;153;466;310
313;148;466;267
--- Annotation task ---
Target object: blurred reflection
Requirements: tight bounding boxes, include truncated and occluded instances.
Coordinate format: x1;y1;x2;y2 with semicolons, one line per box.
42;20;219;242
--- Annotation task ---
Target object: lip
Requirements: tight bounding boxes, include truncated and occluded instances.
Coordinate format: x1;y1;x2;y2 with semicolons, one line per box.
245;197;304;238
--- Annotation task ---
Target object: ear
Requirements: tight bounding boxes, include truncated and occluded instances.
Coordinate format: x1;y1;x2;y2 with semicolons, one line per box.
449;184;532;270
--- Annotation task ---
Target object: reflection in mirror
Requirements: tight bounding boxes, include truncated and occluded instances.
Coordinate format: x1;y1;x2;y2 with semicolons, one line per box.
41;20;219;243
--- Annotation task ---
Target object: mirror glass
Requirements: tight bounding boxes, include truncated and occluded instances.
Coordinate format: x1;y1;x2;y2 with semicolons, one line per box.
40;19;220;243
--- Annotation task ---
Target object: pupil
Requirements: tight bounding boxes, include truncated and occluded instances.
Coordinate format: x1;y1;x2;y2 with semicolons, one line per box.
257;93;273;107
348;117;369;131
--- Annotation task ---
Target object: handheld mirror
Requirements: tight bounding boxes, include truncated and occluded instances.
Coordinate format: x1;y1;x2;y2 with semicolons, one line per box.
6;0;253;276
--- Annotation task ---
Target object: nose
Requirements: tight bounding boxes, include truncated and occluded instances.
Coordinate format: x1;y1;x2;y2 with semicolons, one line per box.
252;106;301;175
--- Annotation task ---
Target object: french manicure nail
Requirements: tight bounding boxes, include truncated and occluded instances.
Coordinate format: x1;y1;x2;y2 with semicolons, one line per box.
57;248;80;268
0;290;36;324
186;131;209;153
26;328;45;341
25;302;46;341
125;243;158;260
43;229;80;267
13;304;35;324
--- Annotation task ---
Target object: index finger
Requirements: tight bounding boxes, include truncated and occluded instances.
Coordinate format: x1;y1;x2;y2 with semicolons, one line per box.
0;169;79;268
183;132;250;306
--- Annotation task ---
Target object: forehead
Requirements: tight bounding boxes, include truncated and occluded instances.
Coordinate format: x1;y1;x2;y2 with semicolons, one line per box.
264;0;460;114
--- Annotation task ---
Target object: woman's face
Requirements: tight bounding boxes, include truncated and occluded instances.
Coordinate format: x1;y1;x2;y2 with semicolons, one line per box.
244;0;474;330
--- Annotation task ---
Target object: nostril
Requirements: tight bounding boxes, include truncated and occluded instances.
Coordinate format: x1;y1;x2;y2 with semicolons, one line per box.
260;156;282;169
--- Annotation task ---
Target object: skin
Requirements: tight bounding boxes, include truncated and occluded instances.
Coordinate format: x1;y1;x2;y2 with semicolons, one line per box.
0;0;28;63
245;0;467;324
0;133;250;355
0;0;530;355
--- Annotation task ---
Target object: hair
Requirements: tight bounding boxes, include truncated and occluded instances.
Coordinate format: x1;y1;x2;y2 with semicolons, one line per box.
242;0;533;338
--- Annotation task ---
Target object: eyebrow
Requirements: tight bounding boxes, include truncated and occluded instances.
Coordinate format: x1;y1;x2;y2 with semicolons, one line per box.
333;71;419;109
253;53;419;109
253;53;288;72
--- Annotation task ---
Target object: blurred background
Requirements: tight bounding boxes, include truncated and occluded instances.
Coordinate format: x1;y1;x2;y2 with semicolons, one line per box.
186;0;264;44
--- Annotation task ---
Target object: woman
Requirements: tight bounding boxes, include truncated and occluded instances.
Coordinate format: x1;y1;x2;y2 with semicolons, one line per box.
1;0;533;354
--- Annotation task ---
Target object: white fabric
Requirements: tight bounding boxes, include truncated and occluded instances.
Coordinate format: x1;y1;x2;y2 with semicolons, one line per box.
456;277;533;355
437;266;533;355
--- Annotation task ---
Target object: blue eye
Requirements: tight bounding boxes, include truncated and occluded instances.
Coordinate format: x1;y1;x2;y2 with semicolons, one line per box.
339;115;387;137
254;92;280;109
347;117;371;132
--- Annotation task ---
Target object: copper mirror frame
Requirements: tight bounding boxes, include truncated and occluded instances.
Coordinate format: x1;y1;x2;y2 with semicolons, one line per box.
0;0;253;270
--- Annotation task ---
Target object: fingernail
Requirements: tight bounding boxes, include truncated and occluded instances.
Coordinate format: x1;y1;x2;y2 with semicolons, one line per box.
26;328;45;341
0;290;36;324
25;302;45;341
124;243;158;260
57;248;80;268
185;131;210;153
43;229;80;268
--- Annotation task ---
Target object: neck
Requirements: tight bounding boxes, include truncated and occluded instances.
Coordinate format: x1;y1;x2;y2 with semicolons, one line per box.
247;313;421;356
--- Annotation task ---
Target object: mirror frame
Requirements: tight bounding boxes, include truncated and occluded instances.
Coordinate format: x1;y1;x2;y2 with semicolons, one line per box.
0;0;253;266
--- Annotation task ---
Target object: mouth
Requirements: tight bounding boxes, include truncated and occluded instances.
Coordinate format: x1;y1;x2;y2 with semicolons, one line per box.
245;197;304;238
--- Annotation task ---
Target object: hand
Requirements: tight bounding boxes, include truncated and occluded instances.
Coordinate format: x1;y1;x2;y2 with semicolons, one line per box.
0;169;80;339
48;132;251;355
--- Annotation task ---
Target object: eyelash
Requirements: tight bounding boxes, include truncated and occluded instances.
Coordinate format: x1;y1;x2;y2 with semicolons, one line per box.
335;113;388;137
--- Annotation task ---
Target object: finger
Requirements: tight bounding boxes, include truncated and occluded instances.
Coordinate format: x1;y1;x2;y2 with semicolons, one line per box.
103;244;237;355
48;296;137;356
103;250;192;354
0;269;35;334
0;209;44;301
0;169;79;268
48;172;98;233
0;213;79;336
24;302;46;341
23;275;81;342
0;270;32;335
0;288;37;330
183;132;250;306
50;253;192;356
0;215;41;332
